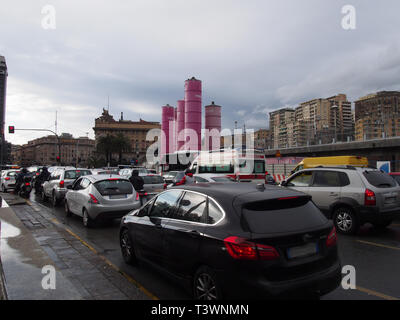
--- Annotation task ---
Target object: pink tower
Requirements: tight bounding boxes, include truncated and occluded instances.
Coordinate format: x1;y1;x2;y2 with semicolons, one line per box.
161;104;175;156
205;101;222;151
184;77;202;151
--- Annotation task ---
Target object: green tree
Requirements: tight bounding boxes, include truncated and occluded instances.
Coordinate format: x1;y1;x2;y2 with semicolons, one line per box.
96;134;114;165
114;133;131;164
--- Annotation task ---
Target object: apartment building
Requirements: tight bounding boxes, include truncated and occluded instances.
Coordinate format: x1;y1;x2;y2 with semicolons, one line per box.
269;108;295;149
355;91;400;140
12;133;95;167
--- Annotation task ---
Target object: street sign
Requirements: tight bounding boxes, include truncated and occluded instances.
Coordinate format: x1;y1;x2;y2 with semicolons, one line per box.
377;161;391;173
8;126;14;133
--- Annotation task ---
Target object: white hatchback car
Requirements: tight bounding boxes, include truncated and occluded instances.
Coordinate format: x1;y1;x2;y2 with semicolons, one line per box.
65;174;141;227
1;170;20;192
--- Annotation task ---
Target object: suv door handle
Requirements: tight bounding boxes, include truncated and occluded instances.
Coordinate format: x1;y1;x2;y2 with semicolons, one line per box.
329;192;339;196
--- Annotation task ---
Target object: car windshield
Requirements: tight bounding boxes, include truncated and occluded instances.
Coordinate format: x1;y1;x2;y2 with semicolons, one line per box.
241;196;327;234
94;179;133;196
391;175;400;185
64;170;92;180
363;171;397;188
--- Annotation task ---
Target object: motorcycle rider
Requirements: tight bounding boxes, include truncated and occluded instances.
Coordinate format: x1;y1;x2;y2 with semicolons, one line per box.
35;167;50;194
129;170;145;205
14;168;29;194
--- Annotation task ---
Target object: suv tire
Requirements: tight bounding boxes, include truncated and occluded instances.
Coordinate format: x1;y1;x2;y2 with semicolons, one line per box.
373;220;392;229
333;206;359;235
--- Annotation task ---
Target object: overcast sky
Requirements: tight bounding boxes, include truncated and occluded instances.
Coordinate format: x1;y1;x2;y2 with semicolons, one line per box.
1;0;400;145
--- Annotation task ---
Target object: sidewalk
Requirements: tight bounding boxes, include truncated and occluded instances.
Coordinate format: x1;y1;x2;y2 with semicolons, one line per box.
0;194;150;300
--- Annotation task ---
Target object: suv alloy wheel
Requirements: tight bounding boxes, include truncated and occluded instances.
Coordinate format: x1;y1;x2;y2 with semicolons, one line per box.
333;207;358;234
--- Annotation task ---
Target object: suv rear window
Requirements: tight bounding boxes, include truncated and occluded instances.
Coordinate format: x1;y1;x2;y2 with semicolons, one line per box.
64;170;92;180
94;179;133;196
363;171;397;188
143;175;164;184
242;196;327;234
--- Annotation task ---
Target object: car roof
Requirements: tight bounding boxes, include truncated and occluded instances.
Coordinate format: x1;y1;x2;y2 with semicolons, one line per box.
171;183;307;203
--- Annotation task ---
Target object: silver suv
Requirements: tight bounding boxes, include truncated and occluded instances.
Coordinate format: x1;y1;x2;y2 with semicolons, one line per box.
282;167;400;234
42;167;92;206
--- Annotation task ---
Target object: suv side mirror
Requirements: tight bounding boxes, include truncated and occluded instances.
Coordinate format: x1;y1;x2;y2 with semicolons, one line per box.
280;180;287;187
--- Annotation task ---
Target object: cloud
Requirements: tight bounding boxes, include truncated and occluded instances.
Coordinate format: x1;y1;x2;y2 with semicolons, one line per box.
1;0;400;145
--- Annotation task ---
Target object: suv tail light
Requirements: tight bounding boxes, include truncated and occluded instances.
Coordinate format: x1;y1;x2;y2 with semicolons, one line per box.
135;192;139;201
4;177;10;181
224;236;279;260
365;189;376;206
25;182;31;186
59;180;65;188
326;226;337;247
88;193;99;204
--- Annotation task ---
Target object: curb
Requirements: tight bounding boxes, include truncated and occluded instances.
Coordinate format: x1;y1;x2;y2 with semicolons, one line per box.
0;259;7;300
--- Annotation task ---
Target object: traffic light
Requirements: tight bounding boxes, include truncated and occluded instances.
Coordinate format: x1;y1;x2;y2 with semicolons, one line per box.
8;126;14;134
56;156;60;162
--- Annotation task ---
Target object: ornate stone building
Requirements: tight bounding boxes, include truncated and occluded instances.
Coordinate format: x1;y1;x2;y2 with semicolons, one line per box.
93;109;161;164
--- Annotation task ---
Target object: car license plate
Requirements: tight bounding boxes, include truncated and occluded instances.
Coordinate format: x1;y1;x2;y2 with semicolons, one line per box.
287;242;318;259
109;194;127;199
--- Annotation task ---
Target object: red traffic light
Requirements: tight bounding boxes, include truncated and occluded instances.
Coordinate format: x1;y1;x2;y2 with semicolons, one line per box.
56;156;60;162
8;126;15;134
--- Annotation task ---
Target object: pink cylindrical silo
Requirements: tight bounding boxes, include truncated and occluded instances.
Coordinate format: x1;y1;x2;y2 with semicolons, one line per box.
184;77;202;151
161;104;175;156
176;100;185;151
205;101;222;151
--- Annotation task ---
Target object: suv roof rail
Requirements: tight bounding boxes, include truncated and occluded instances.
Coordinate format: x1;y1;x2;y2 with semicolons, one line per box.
314;165;357;170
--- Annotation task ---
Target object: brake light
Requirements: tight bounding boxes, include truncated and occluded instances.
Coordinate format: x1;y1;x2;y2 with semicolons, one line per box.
224;236;279;260
277;196;299;201
88;193;99;204
163;183;167;189
5;177;10;181
108;178;119;181
135;192;139;201
25;182;30;186
326;227;337;247
59;180;65;188
365;189;376;206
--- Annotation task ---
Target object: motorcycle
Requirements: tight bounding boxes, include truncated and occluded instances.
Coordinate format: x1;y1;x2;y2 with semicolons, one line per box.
18;176;33;198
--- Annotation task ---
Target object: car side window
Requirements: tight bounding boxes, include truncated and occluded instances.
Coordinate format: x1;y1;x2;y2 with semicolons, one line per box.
149;190;182;218
207;198;223;224
195;176;208;183
172;192;207;223
287;171;313;187
138;199;154;217
72;178;83;190
311;171;342;187
80;178;91;189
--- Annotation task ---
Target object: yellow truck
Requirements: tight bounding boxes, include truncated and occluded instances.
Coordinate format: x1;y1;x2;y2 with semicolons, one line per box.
291;156;368;174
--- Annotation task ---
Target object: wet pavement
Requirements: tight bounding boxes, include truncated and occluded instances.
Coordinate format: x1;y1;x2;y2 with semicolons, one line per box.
0;194;150;300
2;190;400;300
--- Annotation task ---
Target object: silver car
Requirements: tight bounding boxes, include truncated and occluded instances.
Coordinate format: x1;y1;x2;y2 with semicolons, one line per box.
42;167;92;206
282;166;400;234
64;175;141;227
142;174;166;198
0;169;20;192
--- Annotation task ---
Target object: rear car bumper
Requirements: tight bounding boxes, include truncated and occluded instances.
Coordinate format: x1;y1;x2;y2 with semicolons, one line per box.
216;260;341;299
88;201;141;220
357;205;400;223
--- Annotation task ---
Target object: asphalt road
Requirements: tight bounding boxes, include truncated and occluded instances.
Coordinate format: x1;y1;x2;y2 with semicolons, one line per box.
19;192;400;300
